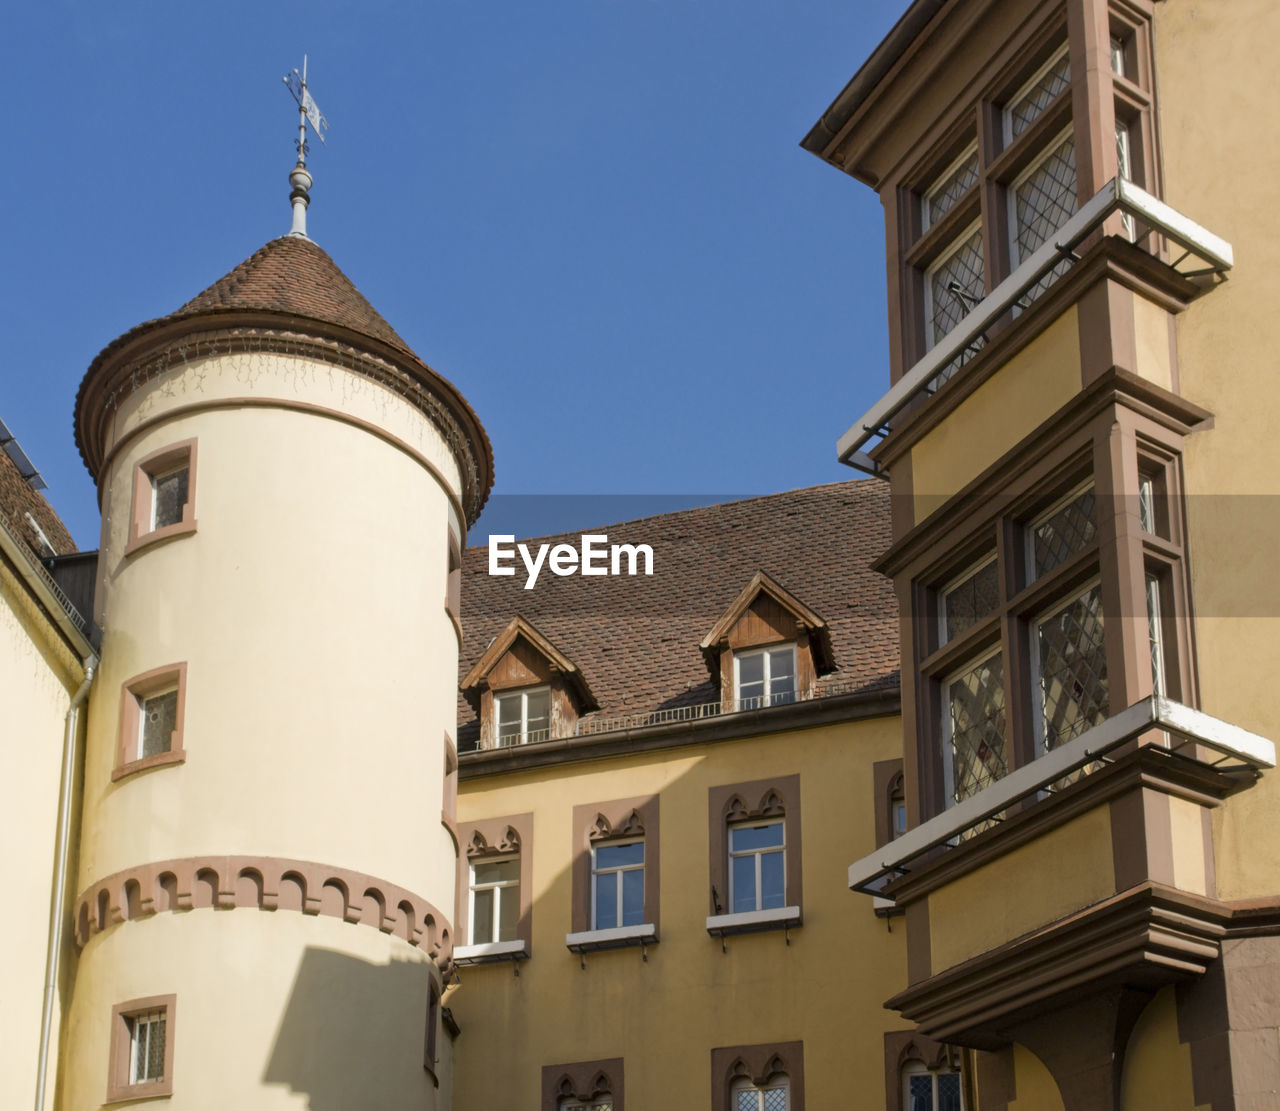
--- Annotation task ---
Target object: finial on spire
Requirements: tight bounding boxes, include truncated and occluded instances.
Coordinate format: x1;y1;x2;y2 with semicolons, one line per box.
282;55;330;239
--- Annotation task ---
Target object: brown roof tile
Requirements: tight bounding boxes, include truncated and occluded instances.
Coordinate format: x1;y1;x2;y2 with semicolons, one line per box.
0;433;77;561
456;480;899;747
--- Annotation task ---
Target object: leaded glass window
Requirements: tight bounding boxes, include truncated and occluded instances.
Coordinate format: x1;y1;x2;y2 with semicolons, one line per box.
943;650;1008;805
561;1099;612;1111
1030;486;1097;579
129;1011;166;1084
1035;584;1109;753
923;146;980;231
924;224;986;387
1146;574;1166;697
905;1063;964;1111
139;689;178;759
941;557;1000;643
1010;131;1079;303
1005;49;1071;141
733;1077;789;1111
1138;476;1156;534
151;466;189;529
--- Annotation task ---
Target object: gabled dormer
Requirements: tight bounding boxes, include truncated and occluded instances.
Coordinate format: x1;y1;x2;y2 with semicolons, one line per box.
461;616;596;748
700;572;834;711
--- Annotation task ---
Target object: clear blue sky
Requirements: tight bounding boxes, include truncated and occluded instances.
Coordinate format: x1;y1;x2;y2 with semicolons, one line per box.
1;0;908;549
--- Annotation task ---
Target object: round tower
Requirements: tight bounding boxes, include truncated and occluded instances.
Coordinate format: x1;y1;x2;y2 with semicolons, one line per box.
64;175;490;1107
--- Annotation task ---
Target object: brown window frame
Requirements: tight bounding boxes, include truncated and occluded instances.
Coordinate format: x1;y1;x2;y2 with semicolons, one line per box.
423;976;441;1084
113;662;189;782
125;439;198;556
911;414;1194;823
711;1041;804;1111
106;993;176;1104
707;775;802;927
570;796;660;939
893;2;1161;379
455;813;534;958
541;1057;624;1111
442;733;459;850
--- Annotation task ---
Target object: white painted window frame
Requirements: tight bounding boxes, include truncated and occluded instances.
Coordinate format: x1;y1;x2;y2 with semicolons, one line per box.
495;685;550;746
733;645;797;709
468;854;519;946
590;838;644;930
727;818;785;913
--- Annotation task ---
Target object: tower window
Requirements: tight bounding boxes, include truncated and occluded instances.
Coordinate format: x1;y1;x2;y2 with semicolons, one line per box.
108;995;176;1102
114;663;188;781
127;439;198;555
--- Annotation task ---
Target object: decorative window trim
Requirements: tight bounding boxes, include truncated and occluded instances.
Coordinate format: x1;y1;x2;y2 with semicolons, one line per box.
455;813;533;961
106;994;176;1104
873;759;907;849
442;734;459;852
570;796;659;940
707;776;802;934
542;1057;624;1111
124;439;198;556
445;522;462;643
711;1041;804;1111
884;1030;967;1111
113;663;188;781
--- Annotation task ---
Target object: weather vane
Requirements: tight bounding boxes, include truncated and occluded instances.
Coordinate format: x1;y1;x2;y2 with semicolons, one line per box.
281;55;329;238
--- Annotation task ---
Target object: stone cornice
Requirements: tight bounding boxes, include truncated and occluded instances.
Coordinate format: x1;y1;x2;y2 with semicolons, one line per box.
75;316;493;526
74;854;455;973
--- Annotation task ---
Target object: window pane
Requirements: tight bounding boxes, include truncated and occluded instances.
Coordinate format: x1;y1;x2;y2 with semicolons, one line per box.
525;688;550;741
731;822;784;852
924;147;980;229
736;1092;758;1111
1138;477;1155;534
942;558;1000;642
1110;34;1127;77
946;652;1008;804
767;649;796;705
1037;584;1109;751
595;842;644;868
498;885;519;941
731;854;757;913
764;1088;788;1111
1012;133;1079;302
497;694;522;744
925;225;986;388
140;690;178;758
472;888;494;944
1031;487;1097;578
595;871;618;929
760;851;786;909
738;652;764;685
1007;50;1071;140
621;868;645;925
938;1072;963;1111
152;468;188;529
131;1012;166;1083
908;1073;935;1111
1146;574;1166;697
473;859;518;886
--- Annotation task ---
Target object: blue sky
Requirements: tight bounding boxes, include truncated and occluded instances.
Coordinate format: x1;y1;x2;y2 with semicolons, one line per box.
1;1;908;548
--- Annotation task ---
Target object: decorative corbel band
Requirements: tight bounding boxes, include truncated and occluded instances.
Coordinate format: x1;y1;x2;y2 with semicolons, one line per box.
73;855;455;973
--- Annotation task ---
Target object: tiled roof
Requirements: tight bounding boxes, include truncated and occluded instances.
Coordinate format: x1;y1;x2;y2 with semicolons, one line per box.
0;435;76;561
457;480;899;747
170;235;416;358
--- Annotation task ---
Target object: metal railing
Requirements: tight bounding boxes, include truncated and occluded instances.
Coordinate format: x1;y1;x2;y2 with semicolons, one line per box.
837;176;1235;475
0;506;91;640
848;696;1275;899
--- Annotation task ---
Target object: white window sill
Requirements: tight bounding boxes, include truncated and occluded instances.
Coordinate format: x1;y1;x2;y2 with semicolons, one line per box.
452;939;528;965
565;923;657;953
705;906;801;937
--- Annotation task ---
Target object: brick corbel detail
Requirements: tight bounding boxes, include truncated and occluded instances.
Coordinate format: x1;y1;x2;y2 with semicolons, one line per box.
74;854;455;973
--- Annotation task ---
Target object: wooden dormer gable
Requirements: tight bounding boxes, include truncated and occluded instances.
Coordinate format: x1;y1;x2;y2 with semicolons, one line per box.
700;572;834;705
460;616;597;746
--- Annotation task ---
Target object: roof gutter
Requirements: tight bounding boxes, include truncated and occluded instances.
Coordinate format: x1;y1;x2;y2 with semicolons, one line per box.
800;0;948;160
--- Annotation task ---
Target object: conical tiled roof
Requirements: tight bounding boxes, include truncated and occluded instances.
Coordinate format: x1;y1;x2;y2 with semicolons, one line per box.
171;235;416;359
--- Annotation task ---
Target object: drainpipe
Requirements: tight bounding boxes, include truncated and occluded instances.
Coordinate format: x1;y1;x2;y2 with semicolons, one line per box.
33;653;97;1111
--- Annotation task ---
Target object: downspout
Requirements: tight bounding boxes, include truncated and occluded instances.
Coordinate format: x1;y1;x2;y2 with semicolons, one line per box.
33;653;97;1111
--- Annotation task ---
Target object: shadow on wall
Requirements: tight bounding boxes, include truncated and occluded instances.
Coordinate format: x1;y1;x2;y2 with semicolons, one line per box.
264;946;433;1110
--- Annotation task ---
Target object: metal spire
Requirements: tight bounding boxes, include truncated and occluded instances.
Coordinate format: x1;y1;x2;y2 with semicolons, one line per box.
282;55;330;238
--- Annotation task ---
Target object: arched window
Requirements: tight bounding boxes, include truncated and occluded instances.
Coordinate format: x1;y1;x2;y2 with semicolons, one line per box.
731;1073;788;1110
903;1060;962;1111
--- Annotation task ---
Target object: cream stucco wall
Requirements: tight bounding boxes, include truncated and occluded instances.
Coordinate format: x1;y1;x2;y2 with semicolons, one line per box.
1119;987;1205;1111
61;909;439;1110
910;307;1081;519
1;562;86;1111
1155;0;1280;900
453;716;909;1110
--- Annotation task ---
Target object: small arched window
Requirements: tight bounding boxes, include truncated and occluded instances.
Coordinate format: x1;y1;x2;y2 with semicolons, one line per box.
731;1073;788;1111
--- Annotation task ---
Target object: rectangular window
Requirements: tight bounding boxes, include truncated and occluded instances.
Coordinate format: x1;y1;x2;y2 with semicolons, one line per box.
1008;128;1079;305
1028;484;1097;579
126;439;197;555
729;820;786;913
591;841;645;930
922;145;980;232
1033;582;1109;754
923;223;986;382
942;649;1008;806
1004;47;1071;142
108;995;176;1103
940;556;999;643
496;686;551;746
470;857;520;944
114;663;188;781
1146;573;1166;698
734;646;796;710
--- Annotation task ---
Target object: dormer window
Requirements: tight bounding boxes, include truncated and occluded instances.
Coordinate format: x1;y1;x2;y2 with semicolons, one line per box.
734;645;796;711
496;686;551;746
461;616;596;750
